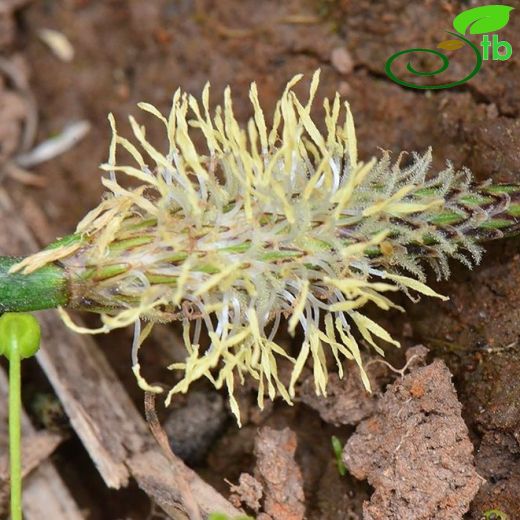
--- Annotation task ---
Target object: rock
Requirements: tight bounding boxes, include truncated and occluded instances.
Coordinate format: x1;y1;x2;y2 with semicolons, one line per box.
164;390;228;466
331;47;354;75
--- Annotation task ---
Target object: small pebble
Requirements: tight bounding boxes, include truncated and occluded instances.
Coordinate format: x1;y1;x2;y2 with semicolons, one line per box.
338;81;351;97
331;47;354;75
486;103;499;119
164;390;229;466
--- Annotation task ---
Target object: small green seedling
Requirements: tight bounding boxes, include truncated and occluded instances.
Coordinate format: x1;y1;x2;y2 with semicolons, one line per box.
331;435;347;476
0;312;41;520
208;513;254;520
483;510;509;520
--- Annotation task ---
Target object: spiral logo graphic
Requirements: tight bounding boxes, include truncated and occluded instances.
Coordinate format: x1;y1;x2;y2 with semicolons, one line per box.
385;5;514;90
385;32;482;90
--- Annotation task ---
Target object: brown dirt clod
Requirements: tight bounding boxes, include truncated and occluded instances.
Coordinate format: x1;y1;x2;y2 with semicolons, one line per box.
299;363;383;426
253;426;305;520
229;473;263;513
343;359;481;520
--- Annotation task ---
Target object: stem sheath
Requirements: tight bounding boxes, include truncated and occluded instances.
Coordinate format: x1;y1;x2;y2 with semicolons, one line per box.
0;257;69;313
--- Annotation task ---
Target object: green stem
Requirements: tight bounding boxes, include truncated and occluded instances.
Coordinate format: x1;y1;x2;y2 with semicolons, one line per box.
0;313;41;520
9;344;21;520
0;257;69;313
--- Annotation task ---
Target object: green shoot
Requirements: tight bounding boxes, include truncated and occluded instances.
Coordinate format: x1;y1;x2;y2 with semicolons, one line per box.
208;513;254;520
483;510;509;520
331;435;347;476
0;313;41;520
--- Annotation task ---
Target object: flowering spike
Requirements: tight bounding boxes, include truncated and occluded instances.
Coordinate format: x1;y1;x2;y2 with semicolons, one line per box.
6;72;520;423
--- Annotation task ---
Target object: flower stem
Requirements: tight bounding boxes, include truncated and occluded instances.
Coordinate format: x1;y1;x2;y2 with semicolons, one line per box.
0;313;41;520
9;344;21;520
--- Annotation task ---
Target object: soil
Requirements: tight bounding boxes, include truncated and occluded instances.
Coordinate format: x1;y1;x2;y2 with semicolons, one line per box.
1;0;520;519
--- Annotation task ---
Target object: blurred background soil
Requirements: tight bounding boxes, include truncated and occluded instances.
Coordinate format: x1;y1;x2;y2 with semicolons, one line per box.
1;0;520;518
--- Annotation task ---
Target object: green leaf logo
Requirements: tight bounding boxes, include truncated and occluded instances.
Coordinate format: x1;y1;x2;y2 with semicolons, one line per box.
453;5;514;35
